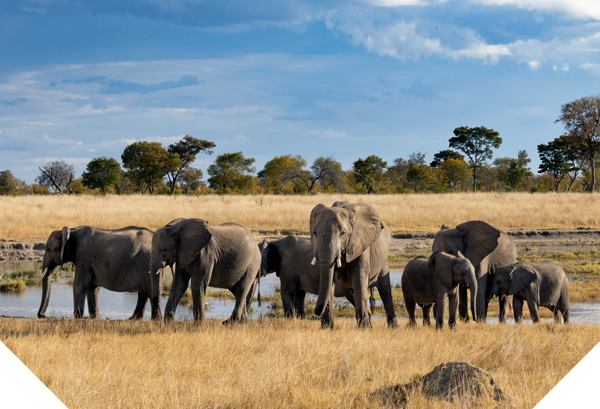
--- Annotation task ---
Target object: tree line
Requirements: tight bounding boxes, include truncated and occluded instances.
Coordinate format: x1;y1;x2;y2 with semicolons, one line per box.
2;94;600;195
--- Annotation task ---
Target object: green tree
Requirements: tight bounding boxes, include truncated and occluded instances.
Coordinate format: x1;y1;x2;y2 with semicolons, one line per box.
312;156;345;192
430;150;464;168
121;141;181;194
406;164;432;192
166;135;215;195
207;152;256;194
0;170;26;195
493;151;532;191
81;157;122;194
439;158;471;192
179;168;204;194
449;126;502;192
555;95;600;192
353;155;387;193
258;155;305;194
538;137;580;192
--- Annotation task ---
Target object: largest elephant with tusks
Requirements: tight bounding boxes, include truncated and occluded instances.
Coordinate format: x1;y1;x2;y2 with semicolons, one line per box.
310;201;397;328
38;225;162;320
150;218;261;324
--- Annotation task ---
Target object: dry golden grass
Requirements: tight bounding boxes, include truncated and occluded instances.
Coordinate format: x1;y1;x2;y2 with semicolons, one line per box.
2;193;600;240
1;318;598;408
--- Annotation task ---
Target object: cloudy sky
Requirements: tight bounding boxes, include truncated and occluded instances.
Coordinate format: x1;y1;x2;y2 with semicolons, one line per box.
1;0;599;183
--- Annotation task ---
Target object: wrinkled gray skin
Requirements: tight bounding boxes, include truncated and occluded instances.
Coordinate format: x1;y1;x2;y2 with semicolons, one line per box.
38;225;161;320
151;218;261;324
432;221;517;323
487;261;570;324
310;201;397;328
401;252;477;330
261;235;364;325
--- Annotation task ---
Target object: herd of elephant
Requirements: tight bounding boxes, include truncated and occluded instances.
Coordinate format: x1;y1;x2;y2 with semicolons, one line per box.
36;201;570;329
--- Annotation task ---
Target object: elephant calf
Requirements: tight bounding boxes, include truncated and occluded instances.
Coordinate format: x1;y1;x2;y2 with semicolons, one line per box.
38;225;161;320
487;261;569;324
402;252;477;330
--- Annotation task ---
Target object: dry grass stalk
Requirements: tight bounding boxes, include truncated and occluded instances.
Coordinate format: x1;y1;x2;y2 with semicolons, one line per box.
2;193;600;240
1;318;598;408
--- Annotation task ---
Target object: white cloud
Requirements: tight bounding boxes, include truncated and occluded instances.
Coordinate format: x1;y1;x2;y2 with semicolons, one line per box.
582;63;597;68
471;0;600;20
528;61;541;70
561;63;570;72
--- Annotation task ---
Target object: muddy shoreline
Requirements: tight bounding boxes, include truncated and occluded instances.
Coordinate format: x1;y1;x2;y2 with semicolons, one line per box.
2;229;599;267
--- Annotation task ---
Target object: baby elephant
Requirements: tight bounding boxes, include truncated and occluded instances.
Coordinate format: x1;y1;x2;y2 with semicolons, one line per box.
487;261;569;324
402;252;477;330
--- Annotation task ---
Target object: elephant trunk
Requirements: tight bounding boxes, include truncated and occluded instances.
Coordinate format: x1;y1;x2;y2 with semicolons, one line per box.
314;262;335;316
37;257;55;318
465;274;478;321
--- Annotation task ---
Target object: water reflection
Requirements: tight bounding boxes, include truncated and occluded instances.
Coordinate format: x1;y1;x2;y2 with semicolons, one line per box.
1;268;598;324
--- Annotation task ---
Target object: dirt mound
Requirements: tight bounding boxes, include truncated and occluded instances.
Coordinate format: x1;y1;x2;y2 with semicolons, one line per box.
374;362;512;407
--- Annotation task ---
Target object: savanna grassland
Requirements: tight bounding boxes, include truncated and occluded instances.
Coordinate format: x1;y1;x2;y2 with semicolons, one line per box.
2;192;600;240
0;319;598;408
2;193;600;408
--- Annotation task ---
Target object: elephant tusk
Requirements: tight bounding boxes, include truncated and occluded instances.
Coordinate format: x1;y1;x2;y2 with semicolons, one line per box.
311;257;317;266
148;271;152;274
337;257;342;268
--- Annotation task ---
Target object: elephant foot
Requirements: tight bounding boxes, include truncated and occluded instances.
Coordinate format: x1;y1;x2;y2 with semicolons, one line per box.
406;321;417;329
127;314;143;321
320;321;334;330
387;318;398;329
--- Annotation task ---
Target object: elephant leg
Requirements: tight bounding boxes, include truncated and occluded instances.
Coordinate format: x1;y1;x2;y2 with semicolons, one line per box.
225;266;255;325
190;274;208;323
164;269;191;322
448;292;458;329
475;274;488;322
549;306;561;324
435;292;446;330
129;293;148;320
526;298;540;323
245;279;257;315
403;290;417;327
86;286;99;319
513;296;524;323
149;271;163;321
458;285;469;322
281;288;296;318
559;296;570;324
422;304;432;326
498;294;508;324
376;273;398;328
72;268;91;319
321;288;334;329
294;290;306;319
351;270;371;328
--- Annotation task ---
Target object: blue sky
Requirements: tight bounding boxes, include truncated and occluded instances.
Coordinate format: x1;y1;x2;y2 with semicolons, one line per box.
1;0;600;183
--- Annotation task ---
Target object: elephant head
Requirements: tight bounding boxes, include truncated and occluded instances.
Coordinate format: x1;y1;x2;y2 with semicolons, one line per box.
38;226;71;318
150;219;212;275
432;220;501;267
429;251;478;318
487;263;537;301
310;202;384;316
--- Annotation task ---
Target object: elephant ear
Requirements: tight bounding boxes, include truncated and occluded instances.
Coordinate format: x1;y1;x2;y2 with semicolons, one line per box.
166;218;186;227
175;219;213;269
264;241;281;276
429;252;454;288
60;226;71;267
456;220;501;267
345;203;384;263
508;264;537;296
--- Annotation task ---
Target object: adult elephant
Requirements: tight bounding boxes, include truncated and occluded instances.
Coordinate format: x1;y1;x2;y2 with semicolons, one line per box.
150;218;261;324
38;225;161;320
310;201;397;328
432;220;517;323
262;235;376;324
